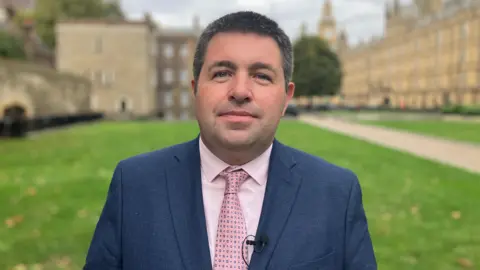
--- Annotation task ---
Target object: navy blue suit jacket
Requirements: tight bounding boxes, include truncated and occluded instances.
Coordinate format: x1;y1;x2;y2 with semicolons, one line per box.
84;138;377;269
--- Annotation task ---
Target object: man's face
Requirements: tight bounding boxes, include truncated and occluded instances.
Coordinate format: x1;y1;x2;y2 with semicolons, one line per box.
193;32;295;150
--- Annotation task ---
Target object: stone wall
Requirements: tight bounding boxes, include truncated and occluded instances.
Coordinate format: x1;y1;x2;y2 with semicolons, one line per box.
0;58;92;118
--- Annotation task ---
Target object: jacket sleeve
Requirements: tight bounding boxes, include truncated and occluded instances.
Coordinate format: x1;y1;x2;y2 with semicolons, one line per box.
83;163;123;270
344;173;377;269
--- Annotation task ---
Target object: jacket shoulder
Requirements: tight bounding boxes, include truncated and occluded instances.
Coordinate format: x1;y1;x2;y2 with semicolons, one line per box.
285;145;359;189
115;140;194;172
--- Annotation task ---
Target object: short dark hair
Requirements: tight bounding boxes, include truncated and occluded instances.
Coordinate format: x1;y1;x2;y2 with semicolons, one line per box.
192;11;293;92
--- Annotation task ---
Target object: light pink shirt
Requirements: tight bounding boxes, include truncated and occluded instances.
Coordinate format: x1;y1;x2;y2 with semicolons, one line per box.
199;137;272;265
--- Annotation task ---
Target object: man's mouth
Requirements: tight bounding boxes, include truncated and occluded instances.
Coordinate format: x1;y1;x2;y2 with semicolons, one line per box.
219;111;255;117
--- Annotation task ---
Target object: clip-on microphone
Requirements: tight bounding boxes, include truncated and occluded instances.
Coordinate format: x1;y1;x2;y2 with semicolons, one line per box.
246;234;269;253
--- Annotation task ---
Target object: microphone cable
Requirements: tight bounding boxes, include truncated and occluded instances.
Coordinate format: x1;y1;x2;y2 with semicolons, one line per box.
241;234;256;267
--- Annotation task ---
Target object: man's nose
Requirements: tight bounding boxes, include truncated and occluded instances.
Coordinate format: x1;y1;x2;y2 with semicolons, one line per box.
229;73;252;103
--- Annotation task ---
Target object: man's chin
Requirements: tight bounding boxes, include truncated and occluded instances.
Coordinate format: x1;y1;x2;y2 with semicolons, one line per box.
217;130;255;149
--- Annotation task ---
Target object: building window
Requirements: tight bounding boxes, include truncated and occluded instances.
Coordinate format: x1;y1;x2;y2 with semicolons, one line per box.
164;110;174;120
102;71;115;86
164;90;174;107
180;110;189;120
164;68;174;84
89;70;115;86
179;43;188;58
180;69;189;85
180;90;190;107
90;95;98;110
94;37;102;53
323;29;334;39
151;72;157;87
101;72;108;85
163;43;174;58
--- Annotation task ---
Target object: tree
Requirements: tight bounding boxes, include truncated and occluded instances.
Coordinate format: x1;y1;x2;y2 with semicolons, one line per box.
33;0;125;48
102;2;125;19
0;31;26;60
292;35;343;99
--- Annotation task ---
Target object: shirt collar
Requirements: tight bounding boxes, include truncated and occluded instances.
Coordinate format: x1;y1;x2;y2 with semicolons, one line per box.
199;137;272;186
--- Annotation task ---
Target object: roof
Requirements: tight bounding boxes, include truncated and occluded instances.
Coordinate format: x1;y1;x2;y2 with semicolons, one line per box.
158;26;200;37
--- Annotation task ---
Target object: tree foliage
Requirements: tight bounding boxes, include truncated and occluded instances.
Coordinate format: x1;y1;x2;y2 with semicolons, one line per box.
0;31;26;60
292;36;343;98
33;0;125;48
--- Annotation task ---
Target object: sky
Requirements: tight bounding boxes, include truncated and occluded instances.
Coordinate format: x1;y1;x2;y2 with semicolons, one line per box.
122;0;413;45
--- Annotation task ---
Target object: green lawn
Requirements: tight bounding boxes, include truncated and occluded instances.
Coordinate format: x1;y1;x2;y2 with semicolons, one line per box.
0;120;478;270
359;120;480;144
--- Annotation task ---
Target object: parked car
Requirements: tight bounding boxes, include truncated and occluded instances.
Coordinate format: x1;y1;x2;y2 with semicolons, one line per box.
284;103;299;117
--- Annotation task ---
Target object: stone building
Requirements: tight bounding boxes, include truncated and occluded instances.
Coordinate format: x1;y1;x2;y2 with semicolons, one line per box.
0;58;92;119
55;15;159;117
336;0;480;108
156;16;200;120
55;14;200;119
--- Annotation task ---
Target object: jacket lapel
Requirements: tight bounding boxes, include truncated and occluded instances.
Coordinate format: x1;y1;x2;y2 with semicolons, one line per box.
249;140;302;270
166;138;212;270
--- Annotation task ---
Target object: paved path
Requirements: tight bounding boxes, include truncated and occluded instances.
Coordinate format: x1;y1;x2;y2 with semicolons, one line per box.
299;115;480;174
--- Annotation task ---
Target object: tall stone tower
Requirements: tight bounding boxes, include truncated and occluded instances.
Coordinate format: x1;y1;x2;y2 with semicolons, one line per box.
337;29;348;54
317;0;337;50
300;22;307;37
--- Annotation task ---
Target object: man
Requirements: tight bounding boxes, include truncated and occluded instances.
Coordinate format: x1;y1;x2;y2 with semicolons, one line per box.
84;11;377;270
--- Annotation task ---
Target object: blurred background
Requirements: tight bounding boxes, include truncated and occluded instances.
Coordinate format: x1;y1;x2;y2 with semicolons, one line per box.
0;0;479;269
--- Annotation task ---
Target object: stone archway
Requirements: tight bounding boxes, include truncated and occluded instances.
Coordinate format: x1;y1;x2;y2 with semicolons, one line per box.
3;104;26;117
0;90;34;119
0;90;34;137
1;103;28;137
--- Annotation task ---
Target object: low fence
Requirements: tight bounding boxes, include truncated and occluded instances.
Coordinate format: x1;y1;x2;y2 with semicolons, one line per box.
0;112;104;138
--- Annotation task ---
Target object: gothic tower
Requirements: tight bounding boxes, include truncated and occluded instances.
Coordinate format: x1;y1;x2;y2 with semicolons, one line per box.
317;0;337;50
337;29;348;53
300;22;308;37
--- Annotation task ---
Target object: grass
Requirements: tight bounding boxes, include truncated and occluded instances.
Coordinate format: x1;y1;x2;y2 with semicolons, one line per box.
360;120;480;144
0;120;479;270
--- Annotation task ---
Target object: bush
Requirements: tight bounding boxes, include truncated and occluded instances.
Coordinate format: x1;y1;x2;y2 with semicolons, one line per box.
0;30;26;60
461;105;480;115
441;104;480;115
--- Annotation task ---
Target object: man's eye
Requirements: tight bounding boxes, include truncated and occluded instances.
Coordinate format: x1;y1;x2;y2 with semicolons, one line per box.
213;71;231;78
255;73;272;82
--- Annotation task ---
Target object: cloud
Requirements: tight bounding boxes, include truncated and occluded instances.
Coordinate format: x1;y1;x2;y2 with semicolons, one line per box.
122;0;399;44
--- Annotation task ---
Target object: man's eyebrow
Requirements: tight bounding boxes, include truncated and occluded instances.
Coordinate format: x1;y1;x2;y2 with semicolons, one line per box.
207;61;278;75
249;62;277;75
207;60;237;72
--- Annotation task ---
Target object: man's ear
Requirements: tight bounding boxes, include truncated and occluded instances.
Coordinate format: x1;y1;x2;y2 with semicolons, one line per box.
191;79;196;95
282;82;295;115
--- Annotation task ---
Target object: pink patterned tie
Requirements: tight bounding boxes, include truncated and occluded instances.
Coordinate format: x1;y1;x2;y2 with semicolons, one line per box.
213;166;250;270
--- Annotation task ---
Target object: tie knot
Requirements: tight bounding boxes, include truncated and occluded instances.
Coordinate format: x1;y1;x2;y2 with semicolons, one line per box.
219;166;249;194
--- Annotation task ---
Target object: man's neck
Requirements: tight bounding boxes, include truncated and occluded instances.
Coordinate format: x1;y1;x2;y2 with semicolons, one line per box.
200;136;273;166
